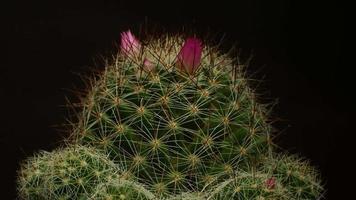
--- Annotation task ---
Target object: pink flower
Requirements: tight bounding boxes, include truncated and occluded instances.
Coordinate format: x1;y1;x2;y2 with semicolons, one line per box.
120;30;141;57
143;58;154;72
265;177;276;189
176;38;203;74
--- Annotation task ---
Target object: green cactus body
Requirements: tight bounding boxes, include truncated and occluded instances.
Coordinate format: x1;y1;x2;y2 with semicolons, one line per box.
208;154;323;200
73;36;272;196
17;145;122;200
17;32;324;200
263;154;324;200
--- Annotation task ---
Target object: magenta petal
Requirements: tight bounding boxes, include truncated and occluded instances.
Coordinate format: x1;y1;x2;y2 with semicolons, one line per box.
120;30;141;57
177;37;203;74
143;58;154;72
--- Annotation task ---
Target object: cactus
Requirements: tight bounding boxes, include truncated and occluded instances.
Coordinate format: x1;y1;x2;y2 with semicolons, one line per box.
208;154;323;200
71;32;273;196
263;154;324;199
17;30;324;200
17;145;122;200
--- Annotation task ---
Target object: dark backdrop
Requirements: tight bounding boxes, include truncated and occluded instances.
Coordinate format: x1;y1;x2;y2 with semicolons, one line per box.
3;0;348;199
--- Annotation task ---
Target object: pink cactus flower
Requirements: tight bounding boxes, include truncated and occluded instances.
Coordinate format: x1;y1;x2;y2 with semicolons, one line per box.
265;177;276;189
143;58;155;72
120;30;141;57
176;37;203;74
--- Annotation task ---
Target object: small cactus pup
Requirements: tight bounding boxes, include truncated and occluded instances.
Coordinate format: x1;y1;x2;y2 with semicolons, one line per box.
73;30;273;196
17;145;122;200
208;170;289;200
264;154;324;199
208;154;324;200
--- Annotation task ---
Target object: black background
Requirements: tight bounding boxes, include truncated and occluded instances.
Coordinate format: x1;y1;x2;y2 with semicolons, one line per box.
2;0;348;199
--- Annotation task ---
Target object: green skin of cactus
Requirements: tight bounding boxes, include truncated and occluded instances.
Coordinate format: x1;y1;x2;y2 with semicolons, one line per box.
74;36;272;196
17;145;121;200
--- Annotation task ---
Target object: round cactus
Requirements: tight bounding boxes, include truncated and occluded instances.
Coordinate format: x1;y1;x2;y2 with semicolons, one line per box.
15;30;324;200
263;154;324;199
208;154;323;200
72;31;273;196
208;172;289;200
17;145;122;200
